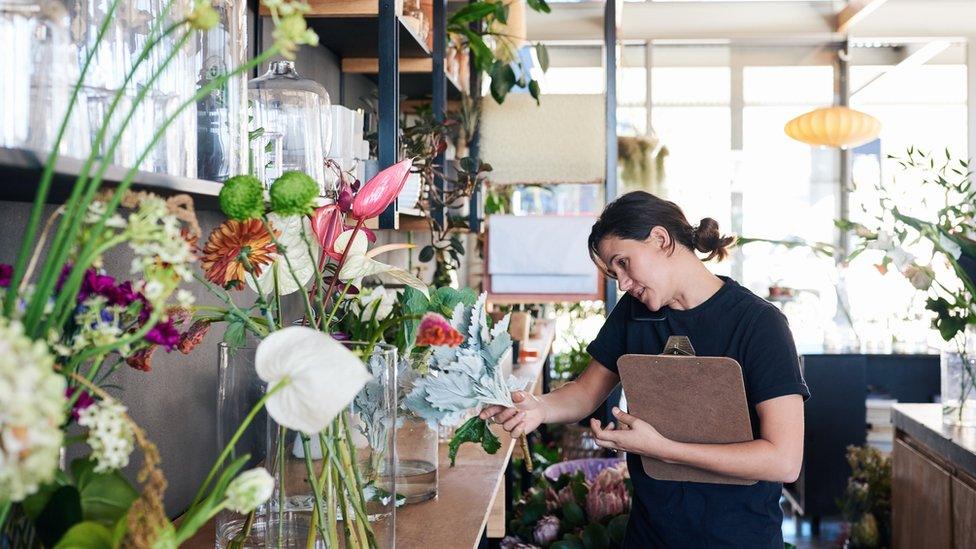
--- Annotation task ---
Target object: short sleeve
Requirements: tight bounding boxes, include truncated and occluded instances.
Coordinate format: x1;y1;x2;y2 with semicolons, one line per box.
741;306;810;405
586;295;630;375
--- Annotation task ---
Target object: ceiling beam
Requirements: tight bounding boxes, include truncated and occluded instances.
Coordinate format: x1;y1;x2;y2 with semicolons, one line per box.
527;1;976;43
836;0;891;34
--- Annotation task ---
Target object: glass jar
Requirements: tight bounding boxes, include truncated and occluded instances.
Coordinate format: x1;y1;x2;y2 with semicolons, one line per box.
248;60;331;192
67;0;196;175
215;339;270;548
0;0;81;156
195;0;247;181
396;359;438;504
265;342;396;548
941;325;976;427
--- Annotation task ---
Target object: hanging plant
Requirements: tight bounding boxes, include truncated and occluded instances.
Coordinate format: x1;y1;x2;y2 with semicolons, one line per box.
447;0;552;104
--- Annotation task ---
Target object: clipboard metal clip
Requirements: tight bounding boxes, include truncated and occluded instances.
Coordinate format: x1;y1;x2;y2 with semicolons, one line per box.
662;336;696;356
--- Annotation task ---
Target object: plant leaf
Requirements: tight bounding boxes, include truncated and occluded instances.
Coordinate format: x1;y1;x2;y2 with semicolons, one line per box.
52;521;114;549
36;485;83;547
535;42;550;72
447;416;501;466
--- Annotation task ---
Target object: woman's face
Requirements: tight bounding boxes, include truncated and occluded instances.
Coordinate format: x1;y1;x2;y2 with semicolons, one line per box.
597;230;675;311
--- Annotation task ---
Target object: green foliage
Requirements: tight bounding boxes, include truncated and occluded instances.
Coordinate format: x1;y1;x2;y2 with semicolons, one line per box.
71;457;139;525
446;0;551;105
34;485;83;547
837;445;892;548
52;521;114;549
448;416;501;466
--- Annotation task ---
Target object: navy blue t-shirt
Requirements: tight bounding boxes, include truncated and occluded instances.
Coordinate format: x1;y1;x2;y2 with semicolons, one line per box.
586;276;810;548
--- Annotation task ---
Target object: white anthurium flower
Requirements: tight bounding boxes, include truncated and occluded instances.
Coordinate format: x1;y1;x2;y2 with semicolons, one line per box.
247;213;319;296
255;326;372;434
333;230;429;298
354;285;397;321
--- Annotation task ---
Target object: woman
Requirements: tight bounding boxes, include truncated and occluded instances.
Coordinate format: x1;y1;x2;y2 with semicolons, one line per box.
481;191;810;548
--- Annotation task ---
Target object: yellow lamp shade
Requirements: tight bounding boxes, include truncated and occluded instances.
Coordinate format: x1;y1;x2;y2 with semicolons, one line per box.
784;106;881;149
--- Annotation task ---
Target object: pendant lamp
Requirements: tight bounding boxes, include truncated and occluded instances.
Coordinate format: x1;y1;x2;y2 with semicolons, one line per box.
784;106;881;149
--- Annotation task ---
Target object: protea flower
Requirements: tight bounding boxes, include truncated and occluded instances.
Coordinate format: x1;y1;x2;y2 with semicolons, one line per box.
585;464;631;520
544;484;577;511
532;515;561;546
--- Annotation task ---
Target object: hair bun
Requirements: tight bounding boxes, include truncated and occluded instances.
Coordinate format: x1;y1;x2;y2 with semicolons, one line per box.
693;217;737;262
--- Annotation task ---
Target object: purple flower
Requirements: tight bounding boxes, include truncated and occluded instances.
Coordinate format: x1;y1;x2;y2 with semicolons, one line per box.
337;182;355;213
0;263;12;288
66;387;95;421
532;515;561;546
145;320;180;350
56;264;72;293
79;269;117;301
105;280;139;307
330;331;351;341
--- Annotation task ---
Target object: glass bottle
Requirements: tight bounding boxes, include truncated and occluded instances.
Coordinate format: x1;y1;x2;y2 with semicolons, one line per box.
248;60;331;192
195;0;247;182
0;0;81;156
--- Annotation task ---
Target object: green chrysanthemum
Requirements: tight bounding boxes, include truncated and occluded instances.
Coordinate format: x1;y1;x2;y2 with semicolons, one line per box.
219;175;265;220
269;171;319;216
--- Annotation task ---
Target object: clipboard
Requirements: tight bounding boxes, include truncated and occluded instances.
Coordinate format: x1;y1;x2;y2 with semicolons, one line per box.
617;336;756;485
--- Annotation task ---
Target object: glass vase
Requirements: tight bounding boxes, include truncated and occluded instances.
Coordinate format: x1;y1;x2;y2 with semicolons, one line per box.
194;0;247;181
0;0;82;156
248;60;330;192
265;342;397;548
395;412;438;504
215;340;270;549
941;325;976;427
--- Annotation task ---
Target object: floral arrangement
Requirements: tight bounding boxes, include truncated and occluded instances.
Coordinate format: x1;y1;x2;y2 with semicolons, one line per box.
0;1;326;546
501;460;631;549
403;294;529;466
837;445;892;549
838;148;975;343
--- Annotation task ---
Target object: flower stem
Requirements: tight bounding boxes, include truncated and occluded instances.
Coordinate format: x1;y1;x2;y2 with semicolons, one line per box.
30;24;189;336
261;216;317;324
190;379;287;509
29;16;184;330
43;45;280;338
300;435;330;547
319;431;343;547
5;0;123;318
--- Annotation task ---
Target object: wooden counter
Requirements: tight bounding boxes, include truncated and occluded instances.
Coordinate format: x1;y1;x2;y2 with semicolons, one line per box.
184;321;555;549
891;403;976;548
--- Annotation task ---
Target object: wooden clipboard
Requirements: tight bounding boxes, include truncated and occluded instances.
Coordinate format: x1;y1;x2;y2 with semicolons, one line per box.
617;336;756;485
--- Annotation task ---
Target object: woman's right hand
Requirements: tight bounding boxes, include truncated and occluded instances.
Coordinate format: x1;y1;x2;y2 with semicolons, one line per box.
479;391;548;438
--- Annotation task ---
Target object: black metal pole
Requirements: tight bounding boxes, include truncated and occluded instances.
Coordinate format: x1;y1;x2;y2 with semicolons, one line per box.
378;0;400;229
467;0;483;233
432;0;448;229
249;0;263;79
603;0;618;310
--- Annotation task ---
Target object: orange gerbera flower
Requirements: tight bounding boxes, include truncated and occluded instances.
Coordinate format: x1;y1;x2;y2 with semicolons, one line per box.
201;219;278;290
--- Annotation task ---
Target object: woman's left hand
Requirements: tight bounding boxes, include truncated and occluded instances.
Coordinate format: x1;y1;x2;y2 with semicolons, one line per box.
590;407;676;461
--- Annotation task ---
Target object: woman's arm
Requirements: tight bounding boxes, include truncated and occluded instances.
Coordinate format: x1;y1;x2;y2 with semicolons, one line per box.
480;359;620;436
592;394;804;483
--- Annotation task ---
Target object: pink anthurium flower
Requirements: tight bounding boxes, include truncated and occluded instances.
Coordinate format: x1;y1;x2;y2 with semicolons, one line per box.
351;159;412;220
311;204;345;261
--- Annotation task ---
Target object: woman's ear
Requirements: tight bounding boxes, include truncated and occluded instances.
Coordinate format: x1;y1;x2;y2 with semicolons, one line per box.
647;226;671;251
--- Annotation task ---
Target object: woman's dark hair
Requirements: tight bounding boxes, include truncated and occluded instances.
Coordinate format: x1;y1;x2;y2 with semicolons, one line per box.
587;191;737;272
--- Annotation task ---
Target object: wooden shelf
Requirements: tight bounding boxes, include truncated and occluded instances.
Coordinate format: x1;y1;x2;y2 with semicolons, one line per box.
0;147;222;209
259;2;432;59
342;58;464;100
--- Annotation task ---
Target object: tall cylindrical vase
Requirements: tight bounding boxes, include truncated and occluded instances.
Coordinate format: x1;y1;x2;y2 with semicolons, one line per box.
215;340;269;548
395;412;438;504
265;342;397;548
941;325;976;426
194;0;247;181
